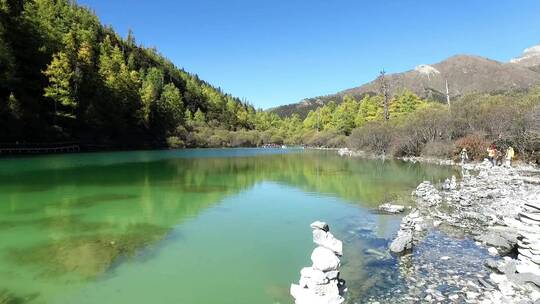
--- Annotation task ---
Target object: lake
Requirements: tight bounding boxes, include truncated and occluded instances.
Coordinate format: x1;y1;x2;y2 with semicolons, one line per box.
0;148;455;304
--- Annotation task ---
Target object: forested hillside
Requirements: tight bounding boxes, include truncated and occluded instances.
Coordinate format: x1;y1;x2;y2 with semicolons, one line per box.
0;0;259;146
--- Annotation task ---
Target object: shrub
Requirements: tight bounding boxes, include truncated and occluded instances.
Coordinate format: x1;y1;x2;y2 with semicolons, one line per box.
327;135;347;148
421;140;454;158
259;131;274;145
349;121;393;153
166;136;185;149
269;135;284;145
454;134;490;161
521;104;540;158
390;104;452;156
304;130;341;147
208;134;228;147
230;130;258;147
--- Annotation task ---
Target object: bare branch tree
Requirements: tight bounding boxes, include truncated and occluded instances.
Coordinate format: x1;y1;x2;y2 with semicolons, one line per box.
445;79;451;107
378;70;390;121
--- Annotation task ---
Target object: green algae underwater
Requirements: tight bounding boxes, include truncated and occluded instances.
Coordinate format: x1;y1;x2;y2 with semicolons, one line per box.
0;149;455;304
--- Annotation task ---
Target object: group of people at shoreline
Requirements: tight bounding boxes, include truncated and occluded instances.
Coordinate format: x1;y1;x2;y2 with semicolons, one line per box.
459;145;515;167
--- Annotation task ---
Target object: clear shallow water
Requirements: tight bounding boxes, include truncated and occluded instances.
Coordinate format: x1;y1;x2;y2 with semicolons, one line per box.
0;148;456;304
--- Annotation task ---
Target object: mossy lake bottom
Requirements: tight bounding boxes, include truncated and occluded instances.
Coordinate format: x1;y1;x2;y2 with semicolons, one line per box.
0;148;456;304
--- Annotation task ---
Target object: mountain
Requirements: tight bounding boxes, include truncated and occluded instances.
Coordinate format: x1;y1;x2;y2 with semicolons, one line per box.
511;45;540;72
272;45;540;118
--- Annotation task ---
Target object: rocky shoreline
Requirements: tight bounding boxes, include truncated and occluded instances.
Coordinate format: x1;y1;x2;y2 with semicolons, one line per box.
386;161;540;303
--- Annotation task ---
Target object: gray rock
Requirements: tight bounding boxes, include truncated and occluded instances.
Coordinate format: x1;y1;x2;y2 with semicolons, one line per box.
476;232;514;251
498;280;516;296
478;278;495;290
485;259;502;272
510;272;540;287
389;230;413;253
378;203;406;214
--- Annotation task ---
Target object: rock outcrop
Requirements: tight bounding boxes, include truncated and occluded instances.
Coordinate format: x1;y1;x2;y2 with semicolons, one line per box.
387;162;540;303
291;221;347;304
378;203;406;214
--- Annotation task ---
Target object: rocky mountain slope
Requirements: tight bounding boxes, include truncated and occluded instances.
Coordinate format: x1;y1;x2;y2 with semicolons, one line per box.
511;45;540;72
272;45;540;118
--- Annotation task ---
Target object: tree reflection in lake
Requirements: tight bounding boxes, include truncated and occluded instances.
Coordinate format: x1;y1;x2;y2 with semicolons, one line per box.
0;149;455;304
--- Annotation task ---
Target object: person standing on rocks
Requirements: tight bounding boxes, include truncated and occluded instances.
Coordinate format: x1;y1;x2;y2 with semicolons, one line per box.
505;146;515;167
460;148;469;165
496;149;503;166
487;145;497;167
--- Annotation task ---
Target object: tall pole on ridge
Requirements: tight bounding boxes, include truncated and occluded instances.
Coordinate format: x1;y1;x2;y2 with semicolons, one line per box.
379;70;390;121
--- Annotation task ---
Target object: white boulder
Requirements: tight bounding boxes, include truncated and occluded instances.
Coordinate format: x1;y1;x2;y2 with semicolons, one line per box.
311;246;341;272
312;229;343;256
299;267;328;288
291;284;345;304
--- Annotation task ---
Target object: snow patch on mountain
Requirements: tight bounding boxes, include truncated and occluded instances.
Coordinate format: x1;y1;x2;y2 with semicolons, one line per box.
415;64;440;76
510;44;540;63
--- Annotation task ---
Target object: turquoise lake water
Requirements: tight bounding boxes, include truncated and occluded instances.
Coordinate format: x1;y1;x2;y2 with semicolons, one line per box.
0;148;456;304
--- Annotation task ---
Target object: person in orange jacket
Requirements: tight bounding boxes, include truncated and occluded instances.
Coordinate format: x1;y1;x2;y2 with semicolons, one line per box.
487;144;497;167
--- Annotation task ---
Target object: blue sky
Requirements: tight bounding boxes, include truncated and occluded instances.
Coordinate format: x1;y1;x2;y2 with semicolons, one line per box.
78;0;540;109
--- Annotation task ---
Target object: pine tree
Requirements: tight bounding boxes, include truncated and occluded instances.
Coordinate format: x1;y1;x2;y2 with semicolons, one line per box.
140;67;164;126
43;51;76;116
355;95;383;127
333;95;358;135
390;90;425;118
7;92;21;118
194;108;205;125
184;108;193;127
154;83;183;133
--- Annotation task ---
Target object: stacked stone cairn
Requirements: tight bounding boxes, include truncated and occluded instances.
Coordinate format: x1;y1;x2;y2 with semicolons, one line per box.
290;221;346;304
414;181;442;207
441;175;457;191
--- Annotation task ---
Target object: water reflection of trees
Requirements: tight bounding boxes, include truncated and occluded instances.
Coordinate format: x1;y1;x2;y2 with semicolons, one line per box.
0;151;454;285
0;151;455;222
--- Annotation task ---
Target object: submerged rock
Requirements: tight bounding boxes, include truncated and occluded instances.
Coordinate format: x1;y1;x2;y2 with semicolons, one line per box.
291;221;346;304
0;288;39;304
378;203;406;214
7;223;168;279
389;230;413;253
